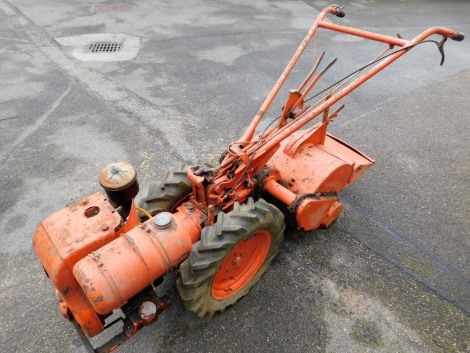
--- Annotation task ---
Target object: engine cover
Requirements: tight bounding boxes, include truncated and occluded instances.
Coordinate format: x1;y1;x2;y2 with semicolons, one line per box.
33;192;122;337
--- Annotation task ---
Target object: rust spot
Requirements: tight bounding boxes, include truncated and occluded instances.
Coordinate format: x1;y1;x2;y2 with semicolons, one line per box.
91;252;104;267
76;268;91;284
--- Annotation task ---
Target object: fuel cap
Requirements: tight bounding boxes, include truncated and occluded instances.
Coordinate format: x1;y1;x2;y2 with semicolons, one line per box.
154;212;173;229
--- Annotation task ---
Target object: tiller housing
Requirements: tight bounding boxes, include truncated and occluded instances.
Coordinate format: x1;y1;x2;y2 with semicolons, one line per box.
33;6;464;352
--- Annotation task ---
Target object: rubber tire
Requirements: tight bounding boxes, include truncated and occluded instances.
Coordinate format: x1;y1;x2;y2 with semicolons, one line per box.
138;164;192;219
177;198;285;317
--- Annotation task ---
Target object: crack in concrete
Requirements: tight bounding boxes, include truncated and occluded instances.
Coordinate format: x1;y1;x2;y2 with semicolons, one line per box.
0;35;29;42
0;115;19;122
1;0;220;164
342;199;470;289
335;219;470;316
0;85;72;166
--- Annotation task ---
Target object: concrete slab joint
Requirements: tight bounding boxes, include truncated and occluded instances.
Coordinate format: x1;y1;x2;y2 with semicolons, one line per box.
55;33;140;62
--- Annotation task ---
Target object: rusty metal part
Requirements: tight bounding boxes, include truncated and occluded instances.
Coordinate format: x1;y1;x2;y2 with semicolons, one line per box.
33;193;122;337
261;126;374;230
99;162;139;206
268;131;374;195
73;206;205;315
99;162;139;221
139;301;157;320
293;194;342;230
93;287;170;353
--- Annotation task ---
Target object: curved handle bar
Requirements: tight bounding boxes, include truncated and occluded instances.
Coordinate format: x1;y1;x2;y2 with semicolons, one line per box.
415;27;464;43
237;5;348;145
225;5;465;169
330;5;463;42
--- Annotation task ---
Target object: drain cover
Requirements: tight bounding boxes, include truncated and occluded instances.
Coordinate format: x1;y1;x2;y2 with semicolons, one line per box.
55;33;140;62
89;42;123;53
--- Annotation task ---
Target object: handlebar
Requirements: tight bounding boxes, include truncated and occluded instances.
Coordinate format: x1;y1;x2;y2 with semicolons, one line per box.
232;5;464;154
329;5;463;42
412;26;464;45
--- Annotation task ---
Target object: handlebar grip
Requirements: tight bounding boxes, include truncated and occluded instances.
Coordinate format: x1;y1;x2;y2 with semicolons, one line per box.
336;9;346;18
452;32;465;41
330;5;345;18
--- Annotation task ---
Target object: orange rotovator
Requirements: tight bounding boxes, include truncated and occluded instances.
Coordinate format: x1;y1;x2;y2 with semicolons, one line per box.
33;5;464;353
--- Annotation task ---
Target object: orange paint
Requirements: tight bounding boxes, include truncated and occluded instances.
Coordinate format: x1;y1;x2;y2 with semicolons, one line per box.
211;230;271;299
32;193;122;336
73;207;204;315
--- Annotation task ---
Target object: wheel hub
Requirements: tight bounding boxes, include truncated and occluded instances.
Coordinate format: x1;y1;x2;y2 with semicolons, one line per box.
211;230;271;300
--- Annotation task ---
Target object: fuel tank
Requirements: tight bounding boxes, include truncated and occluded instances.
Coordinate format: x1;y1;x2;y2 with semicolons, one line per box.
33;191;204;337
73;208;203;315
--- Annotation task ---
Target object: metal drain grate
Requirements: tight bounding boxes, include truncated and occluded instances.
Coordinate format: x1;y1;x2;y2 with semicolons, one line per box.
88;42;123;53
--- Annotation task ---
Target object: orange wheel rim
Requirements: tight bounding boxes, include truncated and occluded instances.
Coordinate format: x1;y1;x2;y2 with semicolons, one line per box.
211;230;271;300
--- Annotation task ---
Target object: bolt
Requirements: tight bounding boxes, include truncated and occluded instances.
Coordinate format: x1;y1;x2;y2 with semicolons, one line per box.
101;224;109;231
139;301;157;320
186;204;195;211
233;255;242;267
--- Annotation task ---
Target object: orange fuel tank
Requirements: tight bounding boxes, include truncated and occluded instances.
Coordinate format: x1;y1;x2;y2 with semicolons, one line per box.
73;207;204;315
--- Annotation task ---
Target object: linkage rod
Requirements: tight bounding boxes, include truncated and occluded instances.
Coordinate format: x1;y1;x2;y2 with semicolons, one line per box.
290;57;337;114
238;6;343;144
247;26;463;160
297;51;325;92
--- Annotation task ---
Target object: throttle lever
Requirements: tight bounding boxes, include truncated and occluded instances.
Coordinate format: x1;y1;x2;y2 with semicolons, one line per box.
437;37;447;66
